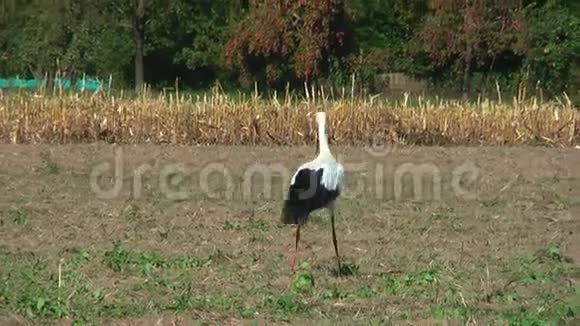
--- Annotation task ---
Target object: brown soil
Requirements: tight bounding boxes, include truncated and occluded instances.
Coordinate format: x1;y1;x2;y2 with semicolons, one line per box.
1;144;579;324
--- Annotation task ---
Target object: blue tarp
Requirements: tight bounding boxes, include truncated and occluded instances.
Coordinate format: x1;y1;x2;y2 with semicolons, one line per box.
0;77;107;91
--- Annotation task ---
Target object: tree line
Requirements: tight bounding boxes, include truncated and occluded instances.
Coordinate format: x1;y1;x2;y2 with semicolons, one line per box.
0;0;578;100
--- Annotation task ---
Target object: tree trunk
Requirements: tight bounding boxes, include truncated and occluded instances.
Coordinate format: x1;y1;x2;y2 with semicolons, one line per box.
134;32;145;93
133;0;147;93
462;44;472;101
46;70;53;91
462;0;482;101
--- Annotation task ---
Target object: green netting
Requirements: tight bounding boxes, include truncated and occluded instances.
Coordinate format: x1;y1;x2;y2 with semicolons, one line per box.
0;77;107;91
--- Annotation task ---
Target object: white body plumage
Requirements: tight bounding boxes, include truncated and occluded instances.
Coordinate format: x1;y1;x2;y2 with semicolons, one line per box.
282;111;344;225
290;154;344;193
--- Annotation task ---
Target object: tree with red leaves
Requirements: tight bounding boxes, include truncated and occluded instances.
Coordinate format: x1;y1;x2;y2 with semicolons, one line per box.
224;0;353;89
415;0;527;99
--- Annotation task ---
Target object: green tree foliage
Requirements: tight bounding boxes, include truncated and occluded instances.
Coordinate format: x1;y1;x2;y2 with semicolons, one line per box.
346;0;429;85
0;0;133;86
0;0;577;100
413;0;528;98
522;2;580;98
145;0;241;88
224;0;354;89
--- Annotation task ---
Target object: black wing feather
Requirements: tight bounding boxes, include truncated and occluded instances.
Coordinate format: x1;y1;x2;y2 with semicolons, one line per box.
281;167;339;225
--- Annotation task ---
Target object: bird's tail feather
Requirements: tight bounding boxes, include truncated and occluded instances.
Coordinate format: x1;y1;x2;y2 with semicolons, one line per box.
281;200;295;224
281;199;304;225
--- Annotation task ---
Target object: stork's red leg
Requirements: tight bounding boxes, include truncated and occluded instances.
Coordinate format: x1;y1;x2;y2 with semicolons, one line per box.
289;224;300;274
330;206;342;274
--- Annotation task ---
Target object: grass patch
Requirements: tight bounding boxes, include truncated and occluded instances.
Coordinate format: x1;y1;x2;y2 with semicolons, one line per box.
3;240;575;323
102;242;210;275
1;207;30;225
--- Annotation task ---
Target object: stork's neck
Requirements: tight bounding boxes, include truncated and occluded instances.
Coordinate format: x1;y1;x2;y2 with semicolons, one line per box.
318;117;331;156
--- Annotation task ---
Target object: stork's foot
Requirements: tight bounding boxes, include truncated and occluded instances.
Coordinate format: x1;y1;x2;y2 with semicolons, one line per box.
331;260;359;277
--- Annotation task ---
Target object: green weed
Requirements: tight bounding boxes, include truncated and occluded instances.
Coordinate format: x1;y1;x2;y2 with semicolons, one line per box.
40;151;59;175
102;242;210;275
4;207;30;225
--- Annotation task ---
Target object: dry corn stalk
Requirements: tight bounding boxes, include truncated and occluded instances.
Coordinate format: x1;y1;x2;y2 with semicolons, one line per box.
0;90;577;147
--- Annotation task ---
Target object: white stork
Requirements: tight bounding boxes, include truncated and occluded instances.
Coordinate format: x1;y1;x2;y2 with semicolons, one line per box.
281;111;345;274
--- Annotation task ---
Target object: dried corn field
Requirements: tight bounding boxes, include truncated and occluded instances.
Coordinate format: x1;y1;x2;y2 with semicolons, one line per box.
0;89;578;146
